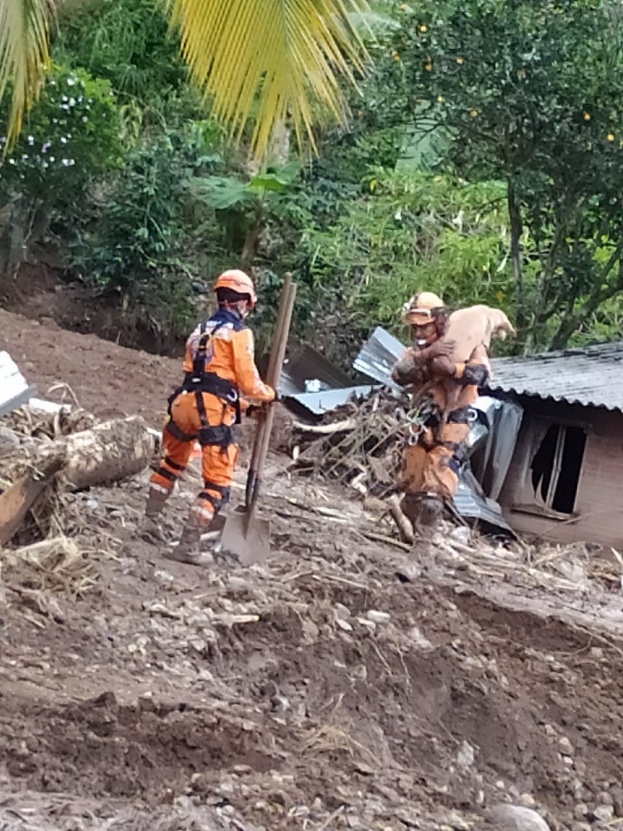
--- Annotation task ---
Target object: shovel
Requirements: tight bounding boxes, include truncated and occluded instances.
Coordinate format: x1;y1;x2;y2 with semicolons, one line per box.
220;273;297;565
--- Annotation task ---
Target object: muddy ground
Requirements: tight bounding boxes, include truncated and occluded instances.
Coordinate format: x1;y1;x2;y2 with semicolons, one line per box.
2;308;623;831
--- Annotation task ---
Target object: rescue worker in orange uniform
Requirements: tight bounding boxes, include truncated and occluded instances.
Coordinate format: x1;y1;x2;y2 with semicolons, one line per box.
391;291;491;537
143;269;275;563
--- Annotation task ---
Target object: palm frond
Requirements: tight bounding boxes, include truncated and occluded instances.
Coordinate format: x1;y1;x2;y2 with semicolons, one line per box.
164;0;371;159
0;0;55;151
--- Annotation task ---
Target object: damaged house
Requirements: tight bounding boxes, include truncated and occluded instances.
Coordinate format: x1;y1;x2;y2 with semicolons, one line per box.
285;330;623;549
487;343;623;548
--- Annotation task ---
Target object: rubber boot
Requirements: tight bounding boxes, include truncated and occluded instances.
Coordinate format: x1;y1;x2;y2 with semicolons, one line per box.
401;492;444;555
166;514;214;566
140;487;170;543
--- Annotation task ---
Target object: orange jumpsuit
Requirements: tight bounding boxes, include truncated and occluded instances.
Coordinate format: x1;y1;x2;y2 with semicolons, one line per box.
150;308;274;528
392;343;490;501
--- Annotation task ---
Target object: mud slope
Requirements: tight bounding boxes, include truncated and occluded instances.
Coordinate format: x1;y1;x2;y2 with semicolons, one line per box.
1;308;180;425
1;309;623;831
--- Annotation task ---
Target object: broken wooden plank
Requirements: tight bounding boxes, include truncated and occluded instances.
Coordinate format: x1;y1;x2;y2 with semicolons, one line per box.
0;455;65;546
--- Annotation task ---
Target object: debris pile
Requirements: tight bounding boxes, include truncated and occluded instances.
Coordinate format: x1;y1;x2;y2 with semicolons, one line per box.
290;388;408;499
0;403;157;596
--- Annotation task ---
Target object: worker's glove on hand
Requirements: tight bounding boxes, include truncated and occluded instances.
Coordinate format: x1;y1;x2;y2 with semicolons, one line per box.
430;355;456;377
421;339;455;361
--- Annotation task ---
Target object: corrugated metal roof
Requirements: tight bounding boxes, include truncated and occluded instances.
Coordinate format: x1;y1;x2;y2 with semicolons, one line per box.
488;341;623;412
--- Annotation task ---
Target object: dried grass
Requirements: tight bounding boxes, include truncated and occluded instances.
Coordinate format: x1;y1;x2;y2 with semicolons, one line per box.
1;534;97;596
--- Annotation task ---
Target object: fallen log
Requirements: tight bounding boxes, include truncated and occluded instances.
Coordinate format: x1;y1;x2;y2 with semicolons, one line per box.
0;417;155;545
3;416;156;493
50;416;156;490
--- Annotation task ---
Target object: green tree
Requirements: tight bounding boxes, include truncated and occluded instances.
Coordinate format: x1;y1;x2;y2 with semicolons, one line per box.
301;168;511;365
0;62;121;275
1;0;371;159
397;0;623;350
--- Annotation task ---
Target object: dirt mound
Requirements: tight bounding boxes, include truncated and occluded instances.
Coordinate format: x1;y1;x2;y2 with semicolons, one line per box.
0;307;181;426
2;466;623;831
2;312;623;831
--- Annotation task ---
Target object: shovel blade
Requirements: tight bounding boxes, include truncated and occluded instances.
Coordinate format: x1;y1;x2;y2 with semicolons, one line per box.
220;506;271;566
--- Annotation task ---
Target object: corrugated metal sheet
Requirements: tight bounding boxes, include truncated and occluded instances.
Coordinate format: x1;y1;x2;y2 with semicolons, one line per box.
352;326;404;390
283;385;378;417
487;341;623;412
453;468;515;535
280;343;354;397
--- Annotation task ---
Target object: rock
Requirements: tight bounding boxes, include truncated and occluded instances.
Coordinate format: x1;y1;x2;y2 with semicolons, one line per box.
485;805;550;831
366;610;390;624
559;737;575;757
610;786;623;817
592;805;614;822
519;795;537;809
457;741;475;769
574;804;588;821
598;792;613;806
0;427;21;448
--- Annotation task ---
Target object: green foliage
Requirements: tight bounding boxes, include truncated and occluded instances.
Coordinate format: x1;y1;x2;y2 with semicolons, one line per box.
0;63;121;208
299;168;511;363
395;0;623;349
53;0;187;102
70;127;218;295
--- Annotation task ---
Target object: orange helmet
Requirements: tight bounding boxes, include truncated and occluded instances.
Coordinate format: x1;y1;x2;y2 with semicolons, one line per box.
402;291;445;325
214;269;257;308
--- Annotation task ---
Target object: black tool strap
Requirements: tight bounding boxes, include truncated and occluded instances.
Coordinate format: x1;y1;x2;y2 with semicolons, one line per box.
198;481;231;512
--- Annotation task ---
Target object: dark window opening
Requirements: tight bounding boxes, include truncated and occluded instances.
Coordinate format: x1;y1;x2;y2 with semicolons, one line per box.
530;424;586;514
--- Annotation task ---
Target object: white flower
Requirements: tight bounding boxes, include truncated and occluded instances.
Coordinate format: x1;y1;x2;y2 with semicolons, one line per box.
61;137;67;144
69;97;76;107
8;158;15;165
82;116;88;122
67;77;76;86
62;95;68;102
50;156;55;162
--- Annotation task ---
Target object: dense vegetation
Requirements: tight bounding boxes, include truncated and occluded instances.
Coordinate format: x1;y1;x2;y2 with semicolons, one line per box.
1;0;623;365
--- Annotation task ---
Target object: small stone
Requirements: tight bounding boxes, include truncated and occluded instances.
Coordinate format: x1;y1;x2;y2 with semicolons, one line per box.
574;804;588;821
457;741;475;769
485;805;550;831
366;610;390;624
610;786;623;817
519;794;537;809
593;805;614;822
598;792;613;806
559;737;575;757
495;780;506;790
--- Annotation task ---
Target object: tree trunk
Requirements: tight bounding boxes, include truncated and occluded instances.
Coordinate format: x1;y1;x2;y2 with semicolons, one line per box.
507;177;525;332
65;416;156;489
36;416;156;491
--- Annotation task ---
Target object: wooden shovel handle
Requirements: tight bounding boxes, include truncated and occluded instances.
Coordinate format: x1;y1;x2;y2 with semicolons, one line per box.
245;274;296;511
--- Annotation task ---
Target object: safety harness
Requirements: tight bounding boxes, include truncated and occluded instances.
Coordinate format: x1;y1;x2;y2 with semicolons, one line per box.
165;311;243;452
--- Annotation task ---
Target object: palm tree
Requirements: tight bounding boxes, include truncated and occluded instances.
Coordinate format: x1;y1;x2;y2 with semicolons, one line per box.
0;0;371;157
